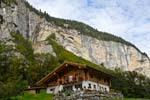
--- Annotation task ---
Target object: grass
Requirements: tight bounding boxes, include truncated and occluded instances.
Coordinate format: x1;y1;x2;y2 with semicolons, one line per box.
103;98;146;100
13;90;53;100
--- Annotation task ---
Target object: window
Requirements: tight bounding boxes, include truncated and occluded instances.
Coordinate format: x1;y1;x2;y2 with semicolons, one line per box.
83;86;86;89
50;88;54;93
94;85;96;89
88;83;91;89
50;88;54;92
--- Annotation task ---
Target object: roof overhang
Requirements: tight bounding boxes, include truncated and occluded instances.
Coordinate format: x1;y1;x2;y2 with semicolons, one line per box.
36;62;115;86
36;62;86;86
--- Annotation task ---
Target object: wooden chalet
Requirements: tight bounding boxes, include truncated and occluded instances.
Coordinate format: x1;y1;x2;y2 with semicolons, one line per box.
36;62;114;94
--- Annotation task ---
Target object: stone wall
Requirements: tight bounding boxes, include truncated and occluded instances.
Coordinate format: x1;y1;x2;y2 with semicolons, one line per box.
53;90;124;100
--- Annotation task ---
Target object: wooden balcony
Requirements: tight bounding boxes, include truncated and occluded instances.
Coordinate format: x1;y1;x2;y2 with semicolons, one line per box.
57;76;84;85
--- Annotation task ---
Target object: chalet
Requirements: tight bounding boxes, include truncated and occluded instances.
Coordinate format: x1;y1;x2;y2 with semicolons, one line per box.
36;62;114;94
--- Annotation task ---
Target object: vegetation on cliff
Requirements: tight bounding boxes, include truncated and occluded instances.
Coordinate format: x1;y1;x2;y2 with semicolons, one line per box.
1;0;17;6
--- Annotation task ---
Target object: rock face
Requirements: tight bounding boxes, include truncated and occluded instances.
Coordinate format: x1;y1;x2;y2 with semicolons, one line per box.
35;26;150;77
0;0;150;77
0;0;29;39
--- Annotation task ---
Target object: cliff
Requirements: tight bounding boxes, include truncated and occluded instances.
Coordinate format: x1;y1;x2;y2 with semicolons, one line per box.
0;0;150;77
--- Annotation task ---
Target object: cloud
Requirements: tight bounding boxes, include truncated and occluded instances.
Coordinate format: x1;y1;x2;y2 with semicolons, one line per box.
27;0;150;57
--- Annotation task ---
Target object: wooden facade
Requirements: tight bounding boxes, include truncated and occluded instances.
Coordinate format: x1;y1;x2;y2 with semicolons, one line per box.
36;62;113;93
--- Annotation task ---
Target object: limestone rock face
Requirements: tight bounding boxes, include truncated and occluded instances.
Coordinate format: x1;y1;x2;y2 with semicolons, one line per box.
0;0;150;77
42;27;150;77
0;0;29;38
30;22;150;76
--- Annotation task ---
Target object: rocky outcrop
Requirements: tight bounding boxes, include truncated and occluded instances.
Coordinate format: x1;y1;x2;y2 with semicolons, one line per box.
0;0;150;77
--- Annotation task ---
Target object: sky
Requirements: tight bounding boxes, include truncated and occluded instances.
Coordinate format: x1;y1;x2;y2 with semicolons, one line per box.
27;0;150;57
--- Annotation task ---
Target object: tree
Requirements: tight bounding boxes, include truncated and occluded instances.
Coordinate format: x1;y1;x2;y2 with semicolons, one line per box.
111;71;150;99
0;40;27;99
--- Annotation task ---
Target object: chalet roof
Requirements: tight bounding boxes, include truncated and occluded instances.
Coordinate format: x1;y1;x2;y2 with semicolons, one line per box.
36;62;114;86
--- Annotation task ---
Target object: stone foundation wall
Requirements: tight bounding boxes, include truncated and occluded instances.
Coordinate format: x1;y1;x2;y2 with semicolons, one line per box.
53;90;123;100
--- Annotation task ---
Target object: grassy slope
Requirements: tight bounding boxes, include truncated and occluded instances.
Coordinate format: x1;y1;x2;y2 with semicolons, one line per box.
15;91;53;100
